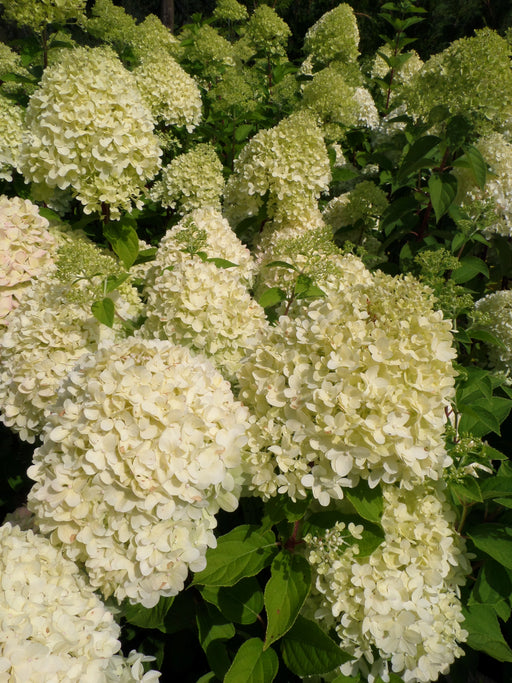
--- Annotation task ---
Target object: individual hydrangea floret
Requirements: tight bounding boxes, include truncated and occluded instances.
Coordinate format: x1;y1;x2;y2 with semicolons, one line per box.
224;111;331;229
19;46;162;219
474;290;512;379
454;133;512;237
245;4;291;57
0;94;24;181
0;196;59;323
305;485;470;682
304;3;360;68
239;260;456;503
404;29;512;134
0;523;160;681
27;338;250;607
133;50;202;131
213;0;248;22
0;233;142;442
1;0;86;31
151;145;224;213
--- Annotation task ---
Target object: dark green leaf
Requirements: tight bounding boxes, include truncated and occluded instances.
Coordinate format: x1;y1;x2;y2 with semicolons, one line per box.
224;638;278;683
467;328;507;349
345;481;383;523
449;477;483;504
452;256;489;284
463;145;487;190
281;615;351;676
192;525;278;587
122;596;174;632
264;261;298;271
91;298;115;327
469;525;512;569
480;478;512;500
397;135;440;181
205;257;239;269
262;495;310;530
469;559;512;622
463;603;512;662
103;217;139;269
196;603;235;679
428;172;458;222
303;512;383;558
200;577;264;625
264;552;311;648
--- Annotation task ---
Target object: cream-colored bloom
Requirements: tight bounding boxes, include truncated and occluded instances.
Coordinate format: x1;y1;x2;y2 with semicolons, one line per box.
213;0;248;22
239;260;456;502
27;338;250;607
151;145;223;213
133;51;202;131
0;94;24;181
305;484;470;682
0;196;59;323
0;233;142;442
246;4;291;57
0;523;160;681
130;13;182;61
304;3;360;68
19;46;161;219
2;0;86;31
474;290;512;378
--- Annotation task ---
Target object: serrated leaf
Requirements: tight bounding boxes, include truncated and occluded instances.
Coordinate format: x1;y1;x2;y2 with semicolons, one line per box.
224;638;278;683
258;287;287;309
428;172;458;222
104;273;130;293
91;298;114;327
122;596;174;632
103;218;139;269
264;552;311;648
192;525;278;587
469;525;512;569
345;481;383;523
449;477;483;504
205;257;239;269
463;603;512;662
200;577;263;625
281;615;351;676
452;256;489;284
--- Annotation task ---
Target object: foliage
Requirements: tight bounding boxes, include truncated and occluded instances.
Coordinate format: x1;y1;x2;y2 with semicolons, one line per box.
1;0;512;681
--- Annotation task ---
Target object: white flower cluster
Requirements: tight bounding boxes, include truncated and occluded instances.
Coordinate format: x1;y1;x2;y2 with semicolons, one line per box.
323;180;389;231
181;24;235;80
83;0;138;53
130;14;183;61
303;3;360;68
133;51;202;131
19;46;161;219
454;133;512;237
0;233;142;442
474;290;512;378
1;0;86;31
141;209;266;380
27;338;250;607
151;145;224;213
0;523;160;681
224;112;331;228
239;259;456;503
0;42;32;96
305;485;470;682
0;94;24;181
0;196;58;323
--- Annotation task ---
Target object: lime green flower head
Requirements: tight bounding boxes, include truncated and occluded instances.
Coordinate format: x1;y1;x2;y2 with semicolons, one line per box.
130;13;183;62
83;0;137;53
1;0;86;31
246;4;291;57
213;0;248;23
304;3;360;68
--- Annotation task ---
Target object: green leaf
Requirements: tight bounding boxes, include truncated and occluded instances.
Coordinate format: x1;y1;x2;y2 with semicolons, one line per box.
224;638;278;683
196;603;235;680
122;596;174;632
192;525;278;587
196;673;217;683
397;135;440;181
281;615;351;676
264;261;298;271
204;257;239;269
258;288;287;309
133;247;157;265
261;496;310;531
463;603;512;662
264;552;311;648
345;481;383;523
469;559;512;622
463;144;487;191
296;284;326;300
468;525;512;569
428;172;458;222
200;577;264;625
449;477;483;504
91;298;115;327
467;328;507;349
303;512;383;558
104;273;130;293
480;478;512;500
235;124;253;142
103;217;139;269
452;256;489;284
